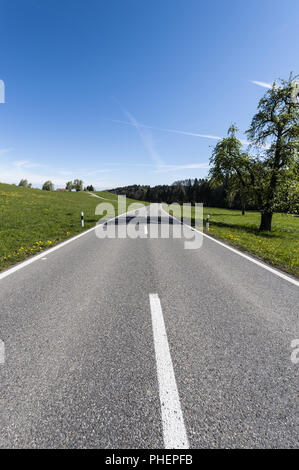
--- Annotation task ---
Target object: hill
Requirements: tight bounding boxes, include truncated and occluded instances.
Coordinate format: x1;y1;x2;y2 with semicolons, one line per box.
0;184;132;271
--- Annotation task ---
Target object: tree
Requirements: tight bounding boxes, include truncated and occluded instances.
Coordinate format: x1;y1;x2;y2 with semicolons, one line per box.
86;185;94;191
246;73;299;230
66;181;73;191
209;74;299;231
42;180;54;191
73;179;83;192
209;125;253;215
186;179;193;203
193;178;200;202
18;179;31;188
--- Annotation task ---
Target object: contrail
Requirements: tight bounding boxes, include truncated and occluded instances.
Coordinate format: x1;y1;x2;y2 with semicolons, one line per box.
119;111;165;168
110;118;251;146
110;119;222;141
251;80;272;89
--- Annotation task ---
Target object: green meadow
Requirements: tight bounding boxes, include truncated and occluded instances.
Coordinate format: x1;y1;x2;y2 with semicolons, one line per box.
0;184;137;272
164;204;299;278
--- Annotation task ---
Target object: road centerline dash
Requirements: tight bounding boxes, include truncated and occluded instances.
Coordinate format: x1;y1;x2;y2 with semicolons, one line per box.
149;293;189;449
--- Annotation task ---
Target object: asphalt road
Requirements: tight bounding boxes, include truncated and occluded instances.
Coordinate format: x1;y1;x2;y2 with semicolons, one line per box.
0;204;298;448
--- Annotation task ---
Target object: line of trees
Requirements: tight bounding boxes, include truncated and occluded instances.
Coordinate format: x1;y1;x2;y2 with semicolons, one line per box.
17;178;93;192
110;179;247;209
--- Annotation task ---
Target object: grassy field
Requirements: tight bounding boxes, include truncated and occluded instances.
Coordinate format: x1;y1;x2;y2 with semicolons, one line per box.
164;204;299;278
0;184;138;272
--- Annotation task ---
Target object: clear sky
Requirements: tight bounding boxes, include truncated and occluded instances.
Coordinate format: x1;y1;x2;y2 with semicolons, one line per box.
0;0;298;189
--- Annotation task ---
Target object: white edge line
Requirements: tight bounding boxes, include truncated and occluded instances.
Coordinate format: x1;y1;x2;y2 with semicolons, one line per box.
0;207;138;281
149;293;189;449
160;205;299;288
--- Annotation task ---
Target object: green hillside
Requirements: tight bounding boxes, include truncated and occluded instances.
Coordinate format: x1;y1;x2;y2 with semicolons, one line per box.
0;183;136;271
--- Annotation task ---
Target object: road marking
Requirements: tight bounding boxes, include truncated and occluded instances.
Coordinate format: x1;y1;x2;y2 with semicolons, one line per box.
160;205;299;288
144;225;148;235
41;258;47;261
149;293;189;449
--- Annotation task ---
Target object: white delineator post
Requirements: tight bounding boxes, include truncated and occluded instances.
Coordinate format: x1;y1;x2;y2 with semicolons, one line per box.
81;212;84;228
206;214;210;231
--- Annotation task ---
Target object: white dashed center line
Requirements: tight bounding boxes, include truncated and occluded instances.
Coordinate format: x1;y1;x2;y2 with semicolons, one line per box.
149;293;189;449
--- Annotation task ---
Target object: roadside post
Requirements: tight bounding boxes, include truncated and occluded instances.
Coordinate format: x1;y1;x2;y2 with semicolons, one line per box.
206;214;210;231
81;212;84;228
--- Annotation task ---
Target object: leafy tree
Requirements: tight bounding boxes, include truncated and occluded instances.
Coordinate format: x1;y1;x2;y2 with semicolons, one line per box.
209;125;253;215
209;74;299;231
73;179;83;192
246;73;299;230
86;185;94;191
18;179;31;188
42;180;54;191
66;181;73;191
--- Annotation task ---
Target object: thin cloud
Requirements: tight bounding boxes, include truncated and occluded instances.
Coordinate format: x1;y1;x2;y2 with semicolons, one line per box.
251;80;272;89
0;148;12;156
14;160;42;169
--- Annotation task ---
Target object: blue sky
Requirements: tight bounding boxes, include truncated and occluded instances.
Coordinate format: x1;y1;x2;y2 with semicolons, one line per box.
0;0;298;189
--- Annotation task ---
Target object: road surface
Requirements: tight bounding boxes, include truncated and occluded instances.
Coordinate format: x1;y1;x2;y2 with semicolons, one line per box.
0;204;298;448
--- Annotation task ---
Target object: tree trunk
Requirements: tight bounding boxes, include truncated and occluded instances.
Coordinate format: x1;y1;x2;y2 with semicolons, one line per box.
259;212;273;231
242;202;246;216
